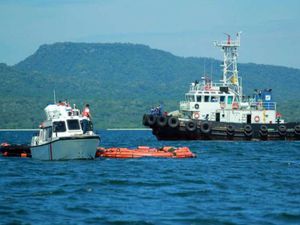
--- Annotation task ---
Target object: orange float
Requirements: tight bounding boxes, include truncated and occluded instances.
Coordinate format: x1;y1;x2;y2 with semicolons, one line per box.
0;143;31;157
96;146;196;159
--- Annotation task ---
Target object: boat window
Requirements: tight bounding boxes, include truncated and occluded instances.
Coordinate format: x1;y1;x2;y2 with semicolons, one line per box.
67;119;80;130
196;95;202;102
220;96;225;102
227;96;233;104
211;96;218;102
42;127;52;141
53;121;66;132
204;96;210;102
42;129;47;141
185;95;194;102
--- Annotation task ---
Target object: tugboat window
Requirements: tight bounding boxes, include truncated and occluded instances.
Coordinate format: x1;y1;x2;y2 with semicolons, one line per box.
227;96;233;104
53;121;66;132
196;95;202;102
204;96;210;102
67;119;80;130
211;96;218;102
220;96;225;102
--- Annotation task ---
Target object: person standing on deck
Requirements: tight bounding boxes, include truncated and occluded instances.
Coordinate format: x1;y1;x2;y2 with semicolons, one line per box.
82;104;92;133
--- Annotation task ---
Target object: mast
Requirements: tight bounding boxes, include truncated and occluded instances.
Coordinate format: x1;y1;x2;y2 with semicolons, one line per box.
53;90;57;104
214;32;242;101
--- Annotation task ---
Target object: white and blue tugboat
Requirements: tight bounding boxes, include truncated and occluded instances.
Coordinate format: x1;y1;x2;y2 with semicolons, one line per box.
143;33;300;141
31;102;100;160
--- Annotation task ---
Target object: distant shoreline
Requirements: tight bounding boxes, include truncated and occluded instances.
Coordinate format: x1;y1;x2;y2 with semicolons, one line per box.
0;128;151;131
106;128;151;131
0;129;39;131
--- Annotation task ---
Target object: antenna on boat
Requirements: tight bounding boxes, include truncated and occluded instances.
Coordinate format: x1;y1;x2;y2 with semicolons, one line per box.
214;31;242;100
53;90;57;104
210;59;213;82
203;58;206;77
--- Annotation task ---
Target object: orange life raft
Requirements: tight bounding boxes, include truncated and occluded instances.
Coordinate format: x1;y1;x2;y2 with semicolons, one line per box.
0;143;31;157
96;146;196;158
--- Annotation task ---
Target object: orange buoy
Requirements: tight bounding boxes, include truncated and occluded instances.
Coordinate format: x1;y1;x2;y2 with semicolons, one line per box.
20;153;27;158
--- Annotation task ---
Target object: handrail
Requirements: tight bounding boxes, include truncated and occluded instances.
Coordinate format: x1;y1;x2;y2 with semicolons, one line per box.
250;101;276;110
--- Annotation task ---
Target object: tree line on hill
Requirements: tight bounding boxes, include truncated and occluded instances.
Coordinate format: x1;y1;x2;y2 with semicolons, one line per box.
0;42;299;128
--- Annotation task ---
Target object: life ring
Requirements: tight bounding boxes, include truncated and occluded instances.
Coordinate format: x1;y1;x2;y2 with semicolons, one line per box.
232;102;239;109
194;104;199;109
254;116;260;123
204;85;211;91
194;112;200;119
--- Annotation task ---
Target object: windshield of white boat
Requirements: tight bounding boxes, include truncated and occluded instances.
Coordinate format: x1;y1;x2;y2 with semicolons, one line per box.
80;120;94;132
67;119;81;130
53;121;66;132
40;126;52;142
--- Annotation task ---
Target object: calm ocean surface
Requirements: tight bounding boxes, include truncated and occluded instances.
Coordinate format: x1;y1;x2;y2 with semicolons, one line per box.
0;130;300;225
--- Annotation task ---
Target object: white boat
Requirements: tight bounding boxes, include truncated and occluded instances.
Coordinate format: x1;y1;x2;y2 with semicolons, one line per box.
30;102;100;160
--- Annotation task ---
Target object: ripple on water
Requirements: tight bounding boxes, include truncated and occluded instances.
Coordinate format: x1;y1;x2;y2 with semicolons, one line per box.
1;130;300;225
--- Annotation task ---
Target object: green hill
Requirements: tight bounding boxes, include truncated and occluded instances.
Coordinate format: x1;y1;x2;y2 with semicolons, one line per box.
0;42;299;128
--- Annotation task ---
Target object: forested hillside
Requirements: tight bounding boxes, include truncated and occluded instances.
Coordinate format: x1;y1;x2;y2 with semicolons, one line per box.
0;43;299;128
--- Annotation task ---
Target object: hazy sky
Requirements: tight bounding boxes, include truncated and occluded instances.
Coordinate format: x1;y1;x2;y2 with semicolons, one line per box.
1;0;300;68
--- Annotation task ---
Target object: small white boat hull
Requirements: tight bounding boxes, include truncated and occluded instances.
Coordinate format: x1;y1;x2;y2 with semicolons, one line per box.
30;136;100;160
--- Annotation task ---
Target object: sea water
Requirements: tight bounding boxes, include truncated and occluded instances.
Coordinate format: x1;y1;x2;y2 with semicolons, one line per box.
0;130;300;225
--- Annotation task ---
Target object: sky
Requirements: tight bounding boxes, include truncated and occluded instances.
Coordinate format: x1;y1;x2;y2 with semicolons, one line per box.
0;0;300;68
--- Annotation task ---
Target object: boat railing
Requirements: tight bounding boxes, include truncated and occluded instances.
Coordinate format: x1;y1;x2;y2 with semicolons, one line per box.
179;101;190;111
189;82;225;91
250;101;276;110
214;40;240;47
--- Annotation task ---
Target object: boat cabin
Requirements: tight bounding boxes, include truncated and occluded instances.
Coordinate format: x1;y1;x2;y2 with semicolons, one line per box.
179;82;279;124
32;104;93;145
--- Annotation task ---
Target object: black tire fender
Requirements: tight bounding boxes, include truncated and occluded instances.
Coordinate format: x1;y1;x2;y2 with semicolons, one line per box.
157;116;168;127
294;125;300;135
186;120;197;132
168;116;179;128
259;125;268;137
278;125;287;136
147;114;156;126
200;121;211;134
142;114;149;126
226;125;235;136
244;124;253;137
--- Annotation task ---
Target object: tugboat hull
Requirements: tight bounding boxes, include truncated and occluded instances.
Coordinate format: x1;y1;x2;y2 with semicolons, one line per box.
144;115;300;141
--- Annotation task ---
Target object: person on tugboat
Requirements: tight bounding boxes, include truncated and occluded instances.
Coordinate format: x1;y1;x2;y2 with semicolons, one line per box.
150;105;163;116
